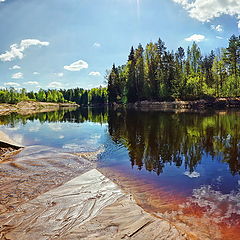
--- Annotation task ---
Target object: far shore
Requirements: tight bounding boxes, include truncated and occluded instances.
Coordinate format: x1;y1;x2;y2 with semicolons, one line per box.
0;100;79;115
109;97;240;110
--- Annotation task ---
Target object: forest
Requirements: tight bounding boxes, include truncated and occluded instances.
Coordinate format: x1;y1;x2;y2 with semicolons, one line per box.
1;35;240;106
108;35;240;103
1;106;239;176
0;87;107;105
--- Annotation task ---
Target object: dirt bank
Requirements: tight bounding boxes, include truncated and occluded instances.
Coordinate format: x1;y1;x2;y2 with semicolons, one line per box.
0;101;79;116
0;130;23;162
127;98;240;110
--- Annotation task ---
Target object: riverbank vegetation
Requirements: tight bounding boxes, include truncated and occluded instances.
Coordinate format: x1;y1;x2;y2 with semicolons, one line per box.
107;35;240;103
2;35;240;107
0;87;107;105
1;107;239;176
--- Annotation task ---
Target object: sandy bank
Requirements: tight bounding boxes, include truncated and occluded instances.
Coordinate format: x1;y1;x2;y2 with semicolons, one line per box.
0;145;95;214
0;130;23;162
0;101;79;116
0;169;189;240
0;132;188;239
0;131;217;240
125;98;240;110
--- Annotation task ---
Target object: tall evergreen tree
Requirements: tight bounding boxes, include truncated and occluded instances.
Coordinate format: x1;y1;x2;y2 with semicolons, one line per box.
127;47;138;103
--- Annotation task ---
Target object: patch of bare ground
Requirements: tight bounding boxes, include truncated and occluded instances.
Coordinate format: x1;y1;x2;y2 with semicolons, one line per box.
0;101;78;116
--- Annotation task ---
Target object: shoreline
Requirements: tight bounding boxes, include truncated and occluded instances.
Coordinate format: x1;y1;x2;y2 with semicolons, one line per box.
110;97;240;110
0;169;190;240
0;131;226;239
0;130;23;162
0;131;190;239
0;101;79;116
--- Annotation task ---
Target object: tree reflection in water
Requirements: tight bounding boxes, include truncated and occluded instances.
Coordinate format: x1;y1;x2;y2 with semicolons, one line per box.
1;107;240;176
108;109;240;176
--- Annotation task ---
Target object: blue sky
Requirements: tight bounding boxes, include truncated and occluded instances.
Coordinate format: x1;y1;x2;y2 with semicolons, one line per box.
0;0;240;91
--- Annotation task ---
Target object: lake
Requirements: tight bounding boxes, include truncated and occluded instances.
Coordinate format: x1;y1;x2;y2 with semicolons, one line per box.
1;107;240;239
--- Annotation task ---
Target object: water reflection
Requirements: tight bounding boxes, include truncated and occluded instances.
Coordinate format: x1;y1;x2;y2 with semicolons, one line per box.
108;109;240;176
0;107;108;126
0;108;108;151
1;107;240;238
1;108;240;176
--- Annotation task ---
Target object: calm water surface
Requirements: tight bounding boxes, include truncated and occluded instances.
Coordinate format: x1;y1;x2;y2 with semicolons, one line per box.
1;108;240;238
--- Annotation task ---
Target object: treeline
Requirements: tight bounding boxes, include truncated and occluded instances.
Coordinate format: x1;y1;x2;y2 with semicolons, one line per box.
0;88;65;104
107;35;240;103
60;87;107;105
0;87;107;105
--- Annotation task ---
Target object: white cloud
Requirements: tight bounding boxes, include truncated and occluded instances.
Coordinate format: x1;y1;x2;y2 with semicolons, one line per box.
89;71;101;76
24;81;39;85
9;65;21;70
4;82;20;87
33;71;40;75
62;143;86;152
180;185;240;224
211;24;223;32
0;0;5;2
48;123;63;131
47;81;63;88
215;25;223;32
64;60;88;71
184;171;200;178
172;0;240;28
12;134;24;145
55;72;64;77
28;126;40;132
216;36;224;39
93;42;101;47
11;72;23;79
185;34;205;42
4;126;20;131
0;39;49;62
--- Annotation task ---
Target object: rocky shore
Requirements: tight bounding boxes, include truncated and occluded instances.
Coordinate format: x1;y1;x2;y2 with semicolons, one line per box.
129;98;240;110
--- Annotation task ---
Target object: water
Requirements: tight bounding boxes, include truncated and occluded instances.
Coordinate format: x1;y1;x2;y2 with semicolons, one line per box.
0;107;240;239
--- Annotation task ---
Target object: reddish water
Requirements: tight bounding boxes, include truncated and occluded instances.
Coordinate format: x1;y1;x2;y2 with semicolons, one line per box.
1;109;240;239
99;166;240;240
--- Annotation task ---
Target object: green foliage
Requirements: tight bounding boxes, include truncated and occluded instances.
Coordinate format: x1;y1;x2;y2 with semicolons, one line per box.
107;35;240;103
0;88;30;104
108;110;240;175
60;87;107;105
0;87;108;106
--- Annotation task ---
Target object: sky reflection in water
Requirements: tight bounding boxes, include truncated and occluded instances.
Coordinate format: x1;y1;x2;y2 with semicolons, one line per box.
0;108;240;234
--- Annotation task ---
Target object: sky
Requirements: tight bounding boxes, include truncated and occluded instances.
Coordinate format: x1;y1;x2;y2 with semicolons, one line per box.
0;0;240;91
